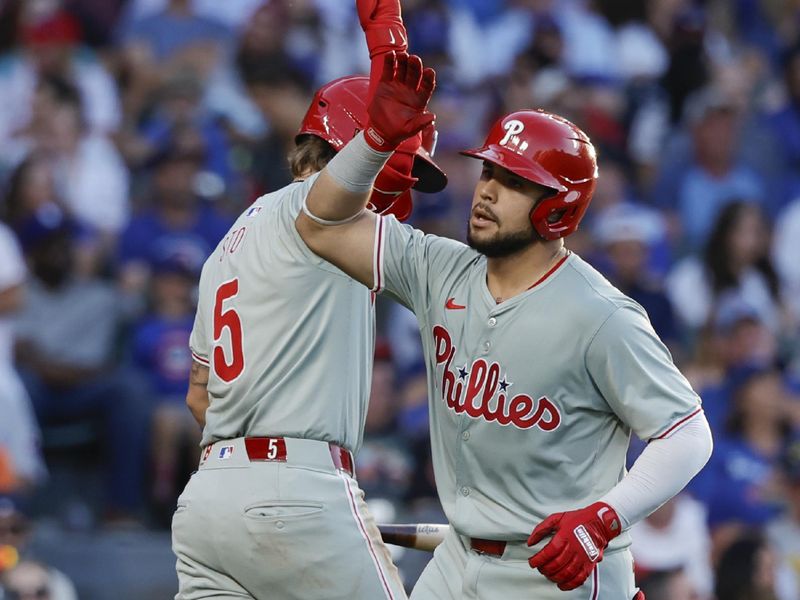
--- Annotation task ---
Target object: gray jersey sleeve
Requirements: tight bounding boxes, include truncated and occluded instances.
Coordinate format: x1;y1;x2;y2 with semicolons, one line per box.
586;305;701;440
189;264;211;367
374;215;475;312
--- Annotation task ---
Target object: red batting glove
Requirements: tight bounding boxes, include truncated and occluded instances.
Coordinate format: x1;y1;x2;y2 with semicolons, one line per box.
358;0;407;58
365;52;436;152
527;502;622;591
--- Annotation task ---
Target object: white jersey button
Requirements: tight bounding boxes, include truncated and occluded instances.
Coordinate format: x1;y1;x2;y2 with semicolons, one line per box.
462;431;470;441
460;486;470;497
482;341;491;353
488;317;497;327
276;521;285;530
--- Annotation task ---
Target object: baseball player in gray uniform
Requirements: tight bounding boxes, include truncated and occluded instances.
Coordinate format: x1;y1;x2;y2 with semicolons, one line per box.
296;28;714;600
172;33;444;600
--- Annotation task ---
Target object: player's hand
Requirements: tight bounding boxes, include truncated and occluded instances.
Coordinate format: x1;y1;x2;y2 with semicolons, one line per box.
357;0;407;58
365;52;436;152
527;502;622;591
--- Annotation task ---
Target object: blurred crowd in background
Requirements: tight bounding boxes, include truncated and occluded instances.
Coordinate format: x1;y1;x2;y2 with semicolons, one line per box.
0;0;799;598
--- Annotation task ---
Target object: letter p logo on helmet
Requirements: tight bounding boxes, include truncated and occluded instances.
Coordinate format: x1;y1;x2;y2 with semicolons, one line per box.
499;119;525;146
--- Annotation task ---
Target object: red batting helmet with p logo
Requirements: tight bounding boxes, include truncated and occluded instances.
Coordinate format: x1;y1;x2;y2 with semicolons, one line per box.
296;75;447;221
461;110;598;239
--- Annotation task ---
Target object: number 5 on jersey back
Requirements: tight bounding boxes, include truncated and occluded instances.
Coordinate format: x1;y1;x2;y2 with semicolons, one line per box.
213;278;245;382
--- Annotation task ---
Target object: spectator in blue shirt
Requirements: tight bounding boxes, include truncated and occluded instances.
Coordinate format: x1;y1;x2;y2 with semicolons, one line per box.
652;87;765;252
130;252;199;521
116;136;232;310
695;368;792;556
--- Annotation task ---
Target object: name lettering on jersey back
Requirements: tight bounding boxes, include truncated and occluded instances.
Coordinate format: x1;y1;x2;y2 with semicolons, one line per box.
219;226;247;262
433;325;561;431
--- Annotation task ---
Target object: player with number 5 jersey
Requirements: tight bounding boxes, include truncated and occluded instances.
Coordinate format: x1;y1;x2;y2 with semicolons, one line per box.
171;4;444;596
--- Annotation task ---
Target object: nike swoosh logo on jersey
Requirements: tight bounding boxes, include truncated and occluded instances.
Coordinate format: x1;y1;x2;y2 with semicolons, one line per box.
445;297;466;310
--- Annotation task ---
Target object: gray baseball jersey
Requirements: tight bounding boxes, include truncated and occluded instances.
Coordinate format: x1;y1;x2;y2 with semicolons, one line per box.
189;174;374;452
373;215;702;552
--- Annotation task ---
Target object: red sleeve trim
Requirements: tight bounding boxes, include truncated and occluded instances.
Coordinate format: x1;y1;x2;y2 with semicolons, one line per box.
191;351;210;366
653;407;703;440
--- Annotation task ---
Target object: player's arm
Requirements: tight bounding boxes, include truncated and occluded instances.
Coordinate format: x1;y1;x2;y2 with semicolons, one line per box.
296;53;435;288
527;306;713;591
527;415;712;591
186;360;210;428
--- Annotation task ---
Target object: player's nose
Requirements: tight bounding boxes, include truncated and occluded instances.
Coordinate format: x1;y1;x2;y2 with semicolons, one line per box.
478;177;499;203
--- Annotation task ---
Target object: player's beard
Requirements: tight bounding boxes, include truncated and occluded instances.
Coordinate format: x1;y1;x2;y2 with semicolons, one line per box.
467;223;539;258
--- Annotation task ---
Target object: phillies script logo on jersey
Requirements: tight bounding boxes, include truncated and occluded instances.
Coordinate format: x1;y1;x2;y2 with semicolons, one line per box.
433;325;561;431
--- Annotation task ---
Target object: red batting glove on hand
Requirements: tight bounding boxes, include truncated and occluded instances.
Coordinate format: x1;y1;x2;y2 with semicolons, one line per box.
365;52;436;152
358;0;407;58
527;502;622;591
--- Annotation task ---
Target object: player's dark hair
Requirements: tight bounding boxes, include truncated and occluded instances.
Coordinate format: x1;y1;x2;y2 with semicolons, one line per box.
288;134;336;180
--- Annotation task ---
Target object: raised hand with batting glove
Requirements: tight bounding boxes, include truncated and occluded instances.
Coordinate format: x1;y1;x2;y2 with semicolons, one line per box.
364;51;436;153
357;0;436;219
527;502;623;591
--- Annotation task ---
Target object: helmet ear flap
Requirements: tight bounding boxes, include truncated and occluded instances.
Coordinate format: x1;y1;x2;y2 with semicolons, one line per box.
530;187;594;239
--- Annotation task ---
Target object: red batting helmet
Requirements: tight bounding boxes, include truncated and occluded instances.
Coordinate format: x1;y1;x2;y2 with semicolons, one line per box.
296;75;447;220
461;109;598;240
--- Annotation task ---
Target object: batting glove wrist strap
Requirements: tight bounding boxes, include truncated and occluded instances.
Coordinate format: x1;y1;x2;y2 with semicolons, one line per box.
527;502;622;591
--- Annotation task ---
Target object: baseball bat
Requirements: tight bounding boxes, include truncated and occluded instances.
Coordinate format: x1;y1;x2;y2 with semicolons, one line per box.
378;523;449;552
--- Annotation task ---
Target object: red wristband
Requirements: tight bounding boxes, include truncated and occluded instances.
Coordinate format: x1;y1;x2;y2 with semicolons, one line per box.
364;23;408;58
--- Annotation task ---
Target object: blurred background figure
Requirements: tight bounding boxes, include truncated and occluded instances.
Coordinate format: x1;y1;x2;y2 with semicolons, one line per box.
242;60;313;197
637;567;696;600
0;218;45;497
592;202;676;347
129;252;200;523
693;367;795;562
630;494;713;599
0;499;76;600
1;560;57;600
667;201;784;337
13;211;150;525
0;2;121;170
357;339;414;506
115;136;230;309
714;531;786;600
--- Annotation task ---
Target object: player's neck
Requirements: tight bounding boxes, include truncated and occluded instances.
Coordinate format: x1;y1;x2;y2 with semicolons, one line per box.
486;240;566;303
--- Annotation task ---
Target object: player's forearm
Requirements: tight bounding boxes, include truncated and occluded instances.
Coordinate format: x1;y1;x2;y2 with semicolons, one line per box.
599;412;713;528
296;132;388;289
305;132;391;222
186;361;210;428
